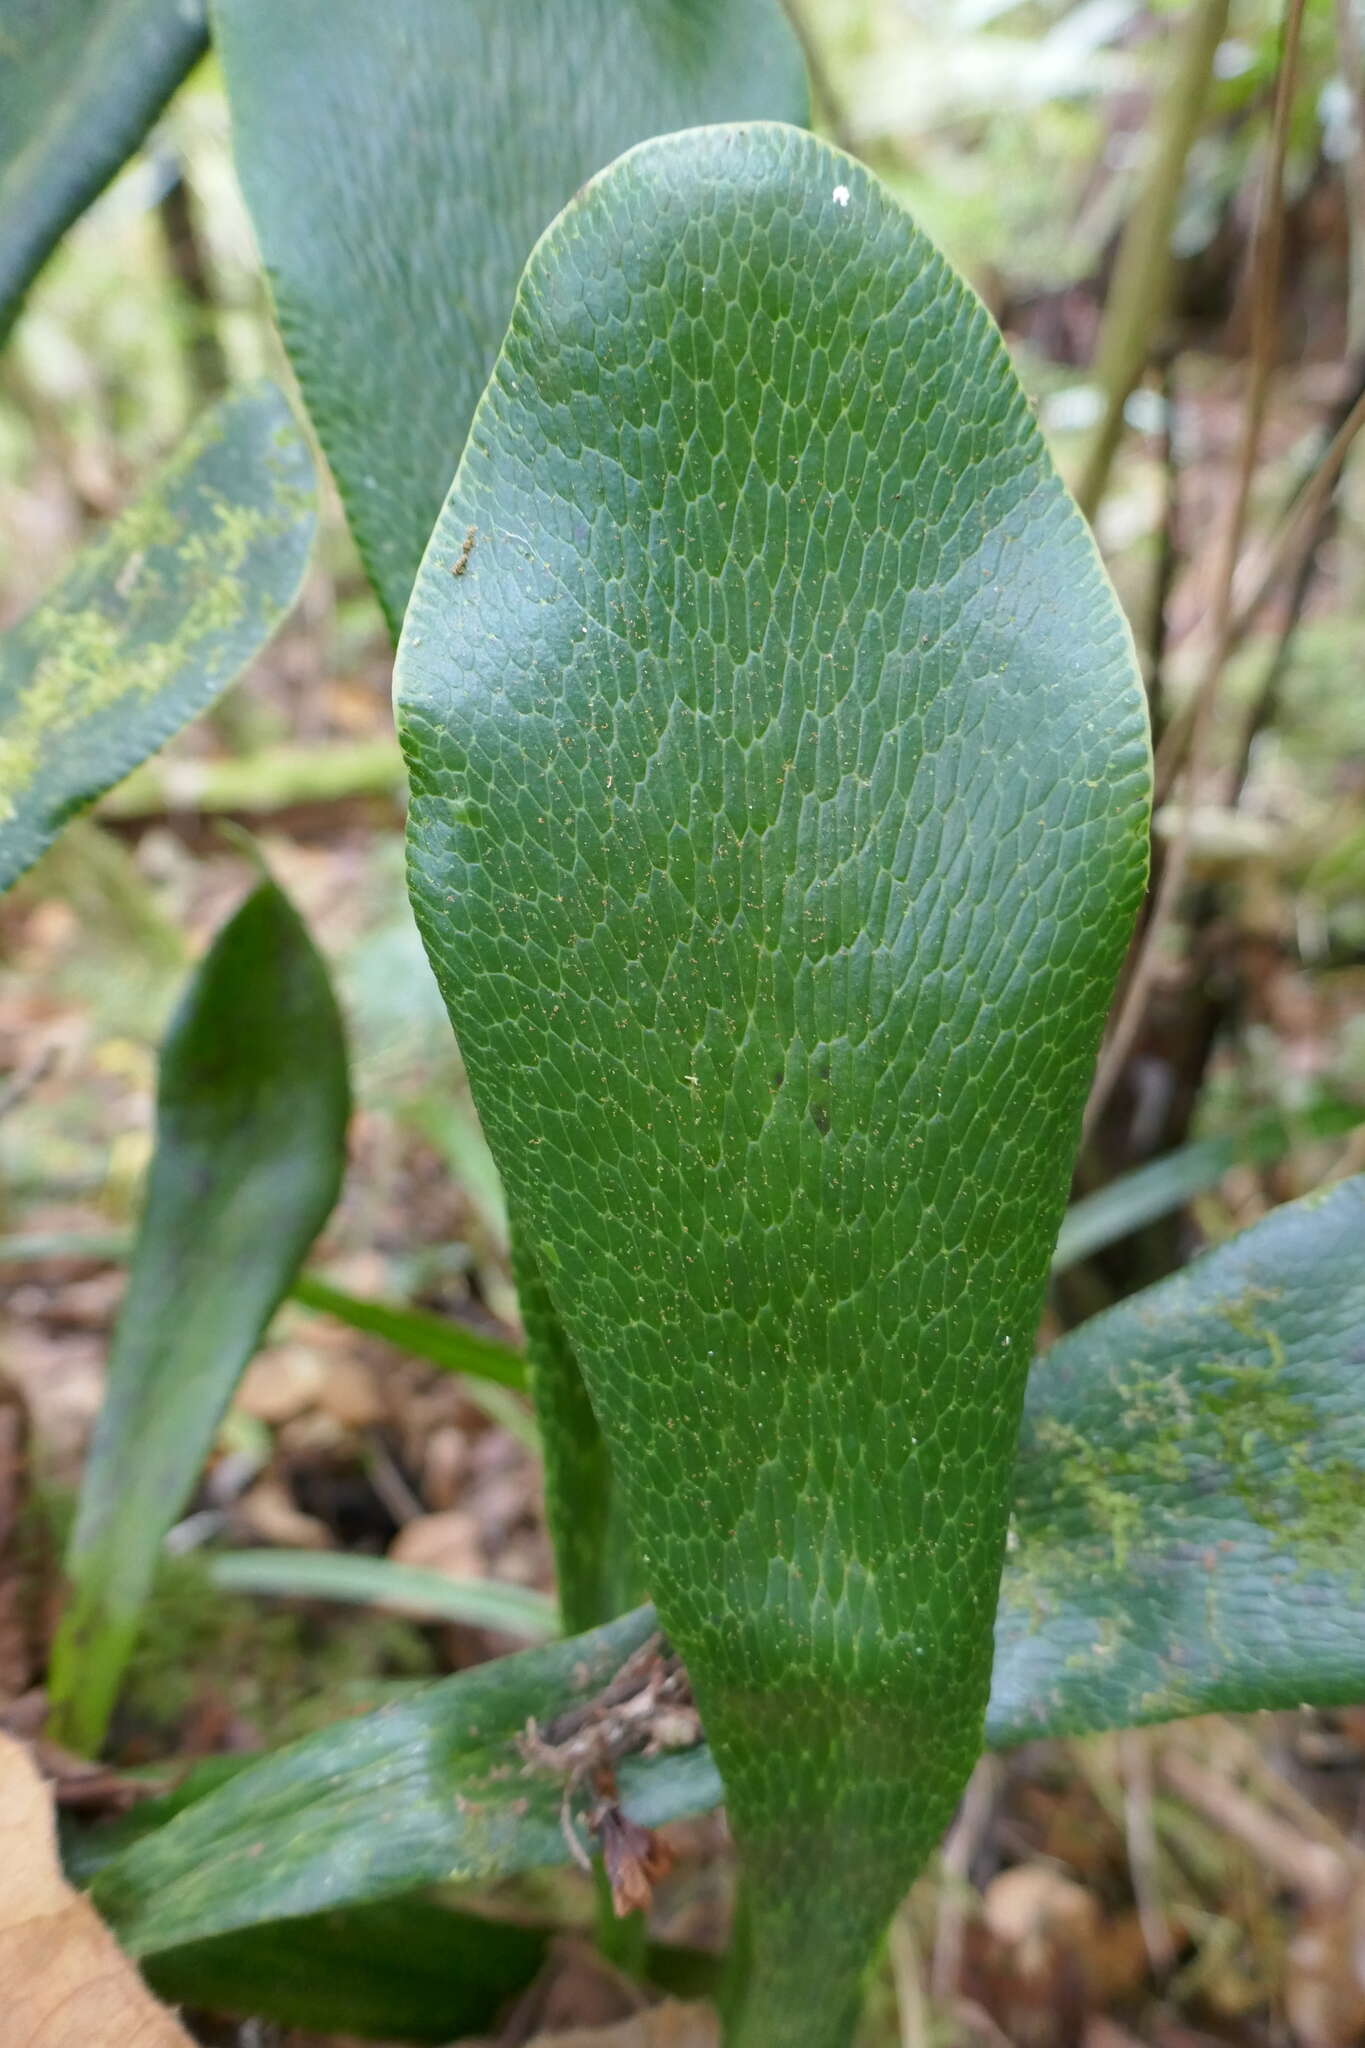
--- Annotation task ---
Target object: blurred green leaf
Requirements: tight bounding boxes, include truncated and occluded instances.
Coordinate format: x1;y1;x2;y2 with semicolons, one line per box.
289;1270;524;1390
1052;1097;1363;1271
510;1233;636;1635
94;1180;1365;1954
0;383;315;892
62;1757;249;1888
47;875;349;1754
142;1898;547;2041
207;1549;556;1639
212;0;808;637
0;0;207;335
0;1233;533;1436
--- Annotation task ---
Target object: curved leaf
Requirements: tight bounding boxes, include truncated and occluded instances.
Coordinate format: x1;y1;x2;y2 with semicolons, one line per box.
206;1548;557;1639
142;1899;547;2043
0;0;207;336
93;1182;1365;1970
996;1173;1365;1742
398;123;1150;2042
0;383;315;892
212;0;808;636
47;876;349;1754
1051;1098;1363;1273
94;1608;668;1956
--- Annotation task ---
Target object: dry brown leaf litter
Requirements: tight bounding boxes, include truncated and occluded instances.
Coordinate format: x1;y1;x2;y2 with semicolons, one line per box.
0;1730;192;2046
521;2006;719;2048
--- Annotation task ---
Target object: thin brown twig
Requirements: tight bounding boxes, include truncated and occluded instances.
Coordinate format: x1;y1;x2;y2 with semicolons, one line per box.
1158;1744;1352;1902
780;0;855;153
1225;376;1365;647
1143;350;1183;747
1150;376;1365;796
931;1756;1001;2004
1120;1729;1176;1976
1215;1719;1359;1851
0;1046;58;1122
1085;0;1309;1136
1228;357;1365;802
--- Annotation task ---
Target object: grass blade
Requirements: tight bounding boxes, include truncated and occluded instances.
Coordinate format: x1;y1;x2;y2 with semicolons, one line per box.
206;1549;556;1639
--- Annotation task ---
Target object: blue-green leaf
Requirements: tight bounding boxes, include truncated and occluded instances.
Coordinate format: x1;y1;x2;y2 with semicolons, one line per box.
0;384;315;892
0;0;207;335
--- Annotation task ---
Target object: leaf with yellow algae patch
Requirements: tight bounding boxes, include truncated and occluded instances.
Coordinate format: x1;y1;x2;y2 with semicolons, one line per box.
0;382;314;894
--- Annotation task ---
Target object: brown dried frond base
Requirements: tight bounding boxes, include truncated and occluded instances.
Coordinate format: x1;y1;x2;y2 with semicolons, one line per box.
518;1634;701;1915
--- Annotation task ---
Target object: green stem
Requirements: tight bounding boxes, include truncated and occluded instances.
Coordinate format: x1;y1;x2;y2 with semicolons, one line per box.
1075;0;1230;521
722;1851;902;2048
511;1231;637;1634
99;737;404;819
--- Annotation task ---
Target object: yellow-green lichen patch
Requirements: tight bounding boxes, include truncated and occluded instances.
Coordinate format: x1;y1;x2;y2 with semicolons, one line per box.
990;1179;1365;1749
0;383;315;889
1021;1365;1198;1578
1187;1289;1365;1579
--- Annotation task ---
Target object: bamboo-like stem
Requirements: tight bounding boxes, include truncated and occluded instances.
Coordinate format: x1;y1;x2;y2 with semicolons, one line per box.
99;735;404;819
1075;0;1231;523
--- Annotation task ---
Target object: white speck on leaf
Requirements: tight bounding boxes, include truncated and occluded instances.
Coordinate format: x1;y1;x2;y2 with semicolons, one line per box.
832;185;851;207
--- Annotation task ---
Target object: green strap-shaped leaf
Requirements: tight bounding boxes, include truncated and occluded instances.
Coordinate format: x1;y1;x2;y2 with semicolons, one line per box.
999;1172;1365;1739
0;0;207;336
0;383;315;892
1051;1097;1362;1273
206;1547;557;1639
93;1608;674;1956
142;1899;547;2044
398;124;1150;2042
91;1181;1365;1973
48;875;349;1754
288;1269;526;1391
0;1235;528;1393
212;0;807;638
